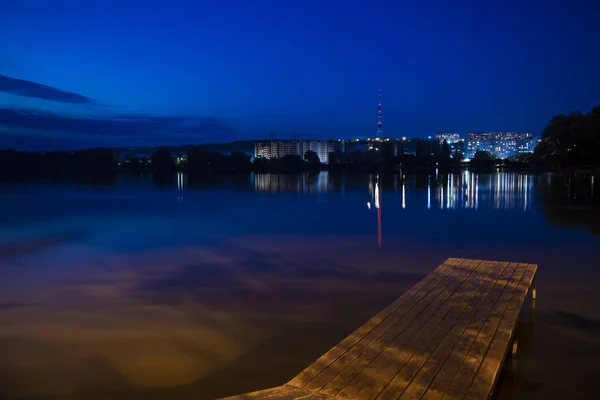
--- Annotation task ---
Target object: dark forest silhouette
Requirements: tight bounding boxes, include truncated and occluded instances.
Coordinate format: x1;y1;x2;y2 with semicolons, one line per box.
536;105;600;168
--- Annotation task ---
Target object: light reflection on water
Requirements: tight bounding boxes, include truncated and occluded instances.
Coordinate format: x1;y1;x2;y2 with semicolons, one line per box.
250;171;535;211
0;171;598;400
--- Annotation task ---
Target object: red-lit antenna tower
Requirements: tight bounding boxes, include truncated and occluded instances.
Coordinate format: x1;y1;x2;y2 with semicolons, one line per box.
377;88;383;137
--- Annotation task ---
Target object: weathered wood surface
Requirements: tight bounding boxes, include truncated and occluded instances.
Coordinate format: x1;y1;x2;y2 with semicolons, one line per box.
222;258;537;400
220;385;328;400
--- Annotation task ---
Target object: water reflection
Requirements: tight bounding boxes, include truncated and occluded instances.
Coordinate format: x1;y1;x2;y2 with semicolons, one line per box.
418;171;533;211
539;173;600;235
128;171;599;238
367;176;382;247
250;171;536;211
253;172;331;194
177;172;185;203
140;170;600;256
250;171;598;240
1;171;599;400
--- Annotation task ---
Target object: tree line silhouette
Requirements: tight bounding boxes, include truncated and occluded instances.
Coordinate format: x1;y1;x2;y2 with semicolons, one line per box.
0;145;320;179
0;148;117;179
536;105;600;168
0;140;515;179
2;104;599;179
394;139;459;169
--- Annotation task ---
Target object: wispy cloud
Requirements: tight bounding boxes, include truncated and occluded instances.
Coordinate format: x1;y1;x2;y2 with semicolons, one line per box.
0;108;234;137
0;131;107;151
0;108;236;150
0;74;94;104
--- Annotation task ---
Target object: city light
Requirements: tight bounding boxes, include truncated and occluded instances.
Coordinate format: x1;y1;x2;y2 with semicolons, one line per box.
254;139;336;164
253;131;535;163
436;133;462;144
465;132;534;159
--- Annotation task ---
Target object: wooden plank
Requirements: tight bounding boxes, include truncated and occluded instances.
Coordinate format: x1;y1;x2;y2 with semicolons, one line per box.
464;264;537;400
220;386;289;400
315;259;480;397
435;263;527;400
333;260;482;400
224;259;537;400
294;396;330;400
395;261;508;400
221;385;329;400
375;261;506;400
421;262;519;400
332;260;492;400
305;258;472;393
289;258;464;389
290;259;464;390
268;388;328;400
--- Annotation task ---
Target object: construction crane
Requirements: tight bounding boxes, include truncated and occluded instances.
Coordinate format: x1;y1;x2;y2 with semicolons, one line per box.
269;130;281;139
293;133;312;141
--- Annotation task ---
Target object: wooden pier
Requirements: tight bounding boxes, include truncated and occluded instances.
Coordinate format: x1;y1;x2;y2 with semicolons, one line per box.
222;258;537;400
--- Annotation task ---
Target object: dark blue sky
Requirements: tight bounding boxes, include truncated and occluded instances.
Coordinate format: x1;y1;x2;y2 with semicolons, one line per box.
1;0;600;150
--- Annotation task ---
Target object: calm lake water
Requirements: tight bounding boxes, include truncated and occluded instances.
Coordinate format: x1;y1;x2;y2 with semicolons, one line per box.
0;171;598;400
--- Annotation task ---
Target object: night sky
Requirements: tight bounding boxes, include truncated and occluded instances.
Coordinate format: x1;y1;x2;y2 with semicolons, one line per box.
1;0;600;150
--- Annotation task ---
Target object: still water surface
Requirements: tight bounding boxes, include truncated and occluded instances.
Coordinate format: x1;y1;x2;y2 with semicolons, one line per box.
0;171;598;399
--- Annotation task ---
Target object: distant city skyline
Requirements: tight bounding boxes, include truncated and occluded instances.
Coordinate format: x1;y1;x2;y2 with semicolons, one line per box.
251;131;534;163
2;0;600;151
